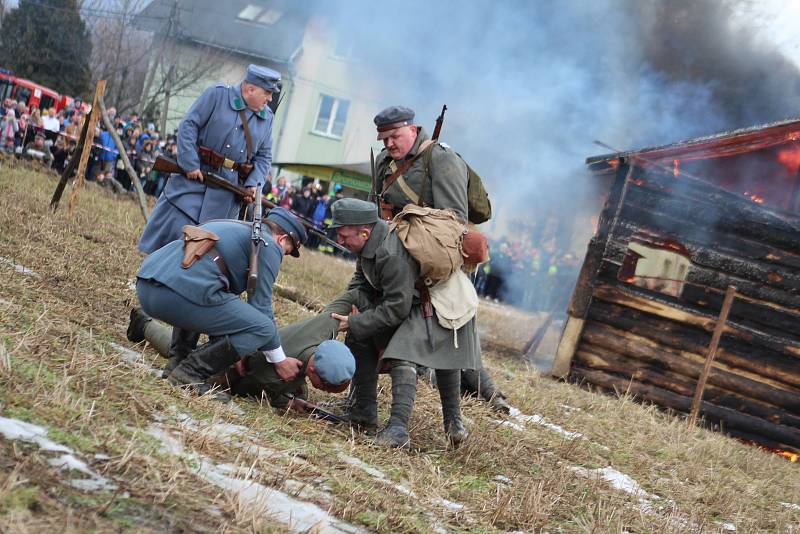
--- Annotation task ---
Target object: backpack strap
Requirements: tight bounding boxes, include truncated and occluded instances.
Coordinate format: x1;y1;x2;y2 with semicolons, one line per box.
380;139;434;195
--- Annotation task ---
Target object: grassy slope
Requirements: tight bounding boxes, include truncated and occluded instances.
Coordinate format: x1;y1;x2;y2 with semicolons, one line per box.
0;165;798;533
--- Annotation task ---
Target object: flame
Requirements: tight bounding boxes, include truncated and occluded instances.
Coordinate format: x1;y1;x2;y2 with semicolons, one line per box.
777;145;800;173
743;191;765;204
779;451;799;463
673;159;680;177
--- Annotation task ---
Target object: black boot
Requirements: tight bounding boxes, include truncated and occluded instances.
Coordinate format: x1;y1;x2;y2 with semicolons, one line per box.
375;365;417;449
167;336;240;394
463;368;511;414
437;369;469;448
162;328;201;378
126;308;151;343
341;338;379;432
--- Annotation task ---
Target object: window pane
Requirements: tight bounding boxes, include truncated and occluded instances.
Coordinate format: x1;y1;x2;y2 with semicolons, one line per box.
237;4;261;21
258;8;282;24
315;95;333;133
332;99;349;137
16;87;31;106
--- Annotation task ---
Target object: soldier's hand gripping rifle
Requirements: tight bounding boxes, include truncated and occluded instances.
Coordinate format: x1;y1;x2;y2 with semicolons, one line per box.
284;393;347;424
247;182;263;298
153;155;350;254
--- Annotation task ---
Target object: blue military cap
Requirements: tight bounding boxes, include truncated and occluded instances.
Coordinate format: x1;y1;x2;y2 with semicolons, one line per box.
245;64;281;93
313;340;355;386
265;207;307;257
374;106;415;140
328;198;378;228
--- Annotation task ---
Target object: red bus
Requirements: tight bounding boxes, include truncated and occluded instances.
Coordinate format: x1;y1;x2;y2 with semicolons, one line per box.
0;69;72;112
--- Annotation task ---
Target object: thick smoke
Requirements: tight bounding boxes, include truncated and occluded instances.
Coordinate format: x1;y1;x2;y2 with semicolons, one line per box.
324;0;800;228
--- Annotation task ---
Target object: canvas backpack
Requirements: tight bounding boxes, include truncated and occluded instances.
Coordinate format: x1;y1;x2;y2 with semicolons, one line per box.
422;144;492;225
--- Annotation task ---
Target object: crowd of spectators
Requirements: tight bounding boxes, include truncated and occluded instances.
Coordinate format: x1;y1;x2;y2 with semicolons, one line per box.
1;97;176;198
473;233;582;313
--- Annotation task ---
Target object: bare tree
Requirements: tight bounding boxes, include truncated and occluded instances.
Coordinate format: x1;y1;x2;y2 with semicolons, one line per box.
84;0;224;124
85;0;152;114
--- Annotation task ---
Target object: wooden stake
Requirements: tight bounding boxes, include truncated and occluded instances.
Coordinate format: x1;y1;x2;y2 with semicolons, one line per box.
67;79;106;214
50;112;92;211
97;94;149;223
688;285;737;427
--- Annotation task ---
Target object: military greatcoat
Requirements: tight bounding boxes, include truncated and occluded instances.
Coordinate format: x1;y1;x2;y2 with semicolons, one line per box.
345;220;480;370
375;127;469;220
138;83;274;253
136;220;283;356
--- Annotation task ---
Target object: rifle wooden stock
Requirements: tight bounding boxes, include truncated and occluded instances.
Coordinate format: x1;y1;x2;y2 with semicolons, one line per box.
153;155;350;254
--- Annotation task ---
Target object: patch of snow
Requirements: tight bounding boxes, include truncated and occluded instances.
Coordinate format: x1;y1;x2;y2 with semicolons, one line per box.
110;342;162;377
0;416;116;491
0;256;39;277
570;465;659;514
338;453;464;511
494;475;511;484
147;424;361;533
126;278;137;292
495;419;525;432
507;406;583;440
718;522;736;531
781;502;800;511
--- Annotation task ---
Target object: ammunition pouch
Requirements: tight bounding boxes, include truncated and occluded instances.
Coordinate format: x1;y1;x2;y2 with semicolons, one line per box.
198;146;253;182
181;225;219;268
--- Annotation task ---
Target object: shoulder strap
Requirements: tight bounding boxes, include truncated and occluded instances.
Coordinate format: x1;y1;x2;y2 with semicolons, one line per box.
238;109;253;163
380;139;434;195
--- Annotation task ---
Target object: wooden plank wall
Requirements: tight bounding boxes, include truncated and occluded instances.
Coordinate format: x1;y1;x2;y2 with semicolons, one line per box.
566;162;800;453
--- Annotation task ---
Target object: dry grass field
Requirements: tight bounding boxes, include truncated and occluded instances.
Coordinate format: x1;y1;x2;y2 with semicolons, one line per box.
0;164;798;533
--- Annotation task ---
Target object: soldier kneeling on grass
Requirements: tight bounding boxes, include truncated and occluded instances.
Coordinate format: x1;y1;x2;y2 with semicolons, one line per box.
132;207;310;394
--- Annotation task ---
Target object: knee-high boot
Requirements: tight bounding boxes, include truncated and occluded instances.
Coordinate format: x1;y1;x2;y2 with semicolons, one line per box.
163;327;201;377
375;365;417;449
437;369;469;448
167;336;240;394
462;368;511;414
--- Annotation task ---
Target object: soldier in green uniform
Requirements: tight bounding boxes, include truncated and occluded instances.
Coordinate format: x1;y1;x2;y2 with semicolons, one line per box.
329;198;479;449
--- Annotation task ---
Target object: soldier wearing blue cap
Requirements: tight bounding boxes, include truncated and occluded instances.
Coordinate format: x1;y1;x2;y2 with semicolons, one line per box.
328;198;479;449
138;64;281;254
134;207;307;392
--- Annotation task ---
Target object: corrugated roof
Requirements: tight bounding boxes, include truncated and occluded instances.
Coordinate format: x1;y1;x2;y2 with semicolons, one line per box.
134;0;308;64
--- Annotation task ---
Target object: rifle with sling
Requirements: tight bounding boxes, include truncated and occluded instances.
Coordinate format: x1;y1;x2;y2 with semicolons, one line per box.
153;155;351;254
283;393;347;424
247;181;263;298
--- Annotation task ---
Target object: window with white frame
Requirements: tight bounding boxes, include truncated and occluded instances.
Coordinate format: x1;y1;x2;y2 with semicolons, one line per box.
237;5;282;25
313;95;350;138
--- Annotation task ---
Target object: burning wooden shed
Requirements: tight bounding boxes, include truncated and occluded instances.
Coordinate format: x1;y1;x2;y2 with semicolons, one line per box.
552;119;800;455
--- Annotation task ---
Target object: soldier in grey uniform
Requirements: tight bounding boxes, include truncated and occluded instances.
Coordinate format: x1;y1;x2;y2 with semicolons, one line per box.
372;106;508;413
137;64;281;375
135;208;307;392
328;199;480;449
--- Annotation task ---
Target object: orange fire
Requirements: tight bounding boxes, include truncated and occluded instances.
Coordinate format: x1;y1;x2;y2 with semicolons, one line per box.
673;159;680;177
777;145;800;173
743;191;765;204
779;451;799;463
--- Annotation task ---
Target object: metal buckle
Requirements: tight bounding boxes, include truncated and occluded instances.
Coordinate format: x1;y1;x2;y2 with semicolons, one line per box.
222;158;235;169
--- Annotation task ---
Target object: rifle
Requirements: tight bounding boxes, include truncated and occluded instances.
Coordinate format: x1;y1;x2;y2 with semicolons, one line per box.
432;104;447;142
247;181;263;298
284;393;347;424
153;155;351;255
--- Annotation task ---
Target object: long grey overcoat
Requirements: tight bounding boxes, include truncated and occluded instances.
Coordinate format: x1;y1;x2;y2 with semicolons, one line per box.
138;83;274;253
346;221;480;370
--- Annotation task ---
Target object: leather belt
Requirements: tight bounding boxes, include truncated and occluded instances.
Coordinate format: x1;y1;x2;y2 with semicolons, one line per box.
204;246;232;286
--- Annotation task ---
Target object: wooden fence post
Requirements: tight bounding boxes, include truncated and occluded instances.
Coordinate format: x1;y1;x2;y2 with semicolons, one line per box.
97;94;149;223
67;79;107;214
688;285;737;427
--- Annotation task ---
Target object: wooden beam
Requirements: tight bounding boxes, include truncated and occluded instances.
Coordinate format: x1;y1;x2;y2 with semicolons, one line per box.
571;366;800;451
97;94;149;223
50;110;92;211
67;79;107;214
689;286;737;427
551;316;583;378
